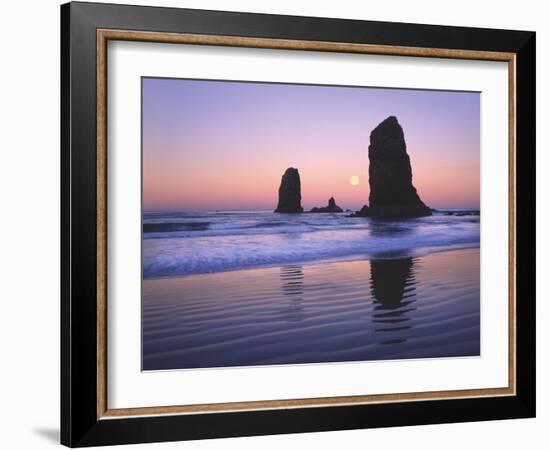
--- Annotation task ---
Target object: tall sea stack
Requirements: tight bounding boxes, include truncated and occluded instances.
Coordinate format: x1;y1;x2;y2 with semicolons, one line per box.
367;116;431;218
275;167;303;213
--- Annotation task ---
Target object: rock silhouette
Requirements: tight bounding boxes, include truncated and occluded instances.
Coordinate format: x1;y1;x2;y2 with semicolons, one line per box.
349;204;370;217
275;168;303;213
366;116;431;218
309;197;343;213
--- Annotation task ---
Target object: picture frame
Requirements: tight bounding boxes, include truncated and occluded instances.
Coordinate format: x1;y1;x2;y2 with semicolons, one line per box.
61;1;535;447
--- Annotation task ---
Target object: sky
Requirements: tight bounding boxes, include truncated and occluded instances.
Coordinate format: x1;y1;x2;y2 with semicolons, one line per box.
142;77;480;211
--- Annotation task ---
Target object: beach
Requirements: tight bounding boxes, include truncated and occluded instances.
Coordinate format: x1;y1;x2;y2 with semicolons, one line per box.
143;225;480;370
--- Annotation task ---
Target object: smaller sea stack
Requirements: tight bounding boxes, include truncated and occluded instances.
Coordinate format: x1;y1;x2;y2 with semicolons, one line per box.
310;197;343;213
275;167;303;213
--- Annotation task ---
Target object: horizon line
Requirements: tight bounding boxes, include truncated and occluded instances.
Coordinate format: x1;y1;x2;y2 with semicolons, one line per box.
143;206;481;213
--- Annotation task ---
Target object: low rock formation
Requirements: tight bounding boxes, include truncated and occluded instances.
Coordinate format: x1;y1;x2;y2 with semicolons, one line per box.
275;167;303;213
367;116;431;218
348;205;370;217
443;210;480;216
309;197;343;213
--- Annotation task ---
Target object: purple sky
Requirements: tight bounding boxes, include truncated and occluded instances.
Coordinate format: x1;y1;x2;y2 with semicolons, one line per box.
143;77;480;211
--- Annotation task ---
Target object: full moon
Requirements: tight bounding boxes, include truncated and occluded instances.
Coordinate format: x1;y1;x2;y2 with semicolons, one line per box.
349;175;360;186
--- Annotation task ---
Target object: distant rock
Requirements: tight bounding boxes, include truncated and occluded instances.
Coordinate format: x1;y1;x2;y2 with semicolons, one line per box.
367;116;432;218
274;168;303;213
348;205;370;217
309;197;343;213
443;210;480;216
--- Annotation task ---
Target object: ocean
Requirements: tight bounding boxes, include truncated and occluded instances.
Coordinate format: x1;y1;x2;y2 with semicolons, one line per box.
142;209;480;278
142;210;480;370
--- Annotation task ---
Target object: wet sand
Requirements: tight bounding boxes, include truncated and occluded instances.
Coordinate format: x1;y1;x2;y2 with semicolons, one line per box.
143;247;480;370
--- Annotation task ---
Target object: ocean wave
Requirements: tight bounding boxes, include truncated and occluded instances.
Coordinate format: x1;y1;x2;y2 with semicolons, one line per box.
143;211;480;278
143;211;478;240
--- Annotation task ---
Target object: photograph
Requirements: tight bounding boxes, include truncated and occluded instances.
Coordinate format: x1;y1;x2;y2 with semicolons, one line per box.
141;78;481;371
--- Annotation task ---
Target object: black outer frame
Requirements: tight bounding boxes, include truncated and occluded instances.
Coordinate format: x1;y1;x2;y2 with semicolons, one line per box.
61;1;536;447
